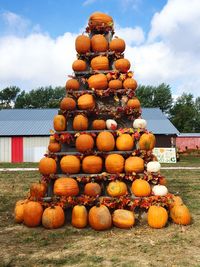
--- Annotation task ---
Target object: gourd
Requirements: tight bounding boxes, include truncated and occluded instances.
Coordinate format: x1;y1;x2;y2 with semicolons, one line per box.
75;134;94;152
114;58;131;72
147;161;161;173
23;201;43;227
75;35;91;54
77;94;95;110
53;177;79;196
60;97;76;111
123;78;137;90
92;119;106;130
84;182;101;197
30;182;47;200
152;185;168;196
88;205;112;230
60;155;81;174
133;119;147;129
91;56;109;70
39;157;57;175
88;73;108;90
82;155;103;173
73;114;89;131
72;59;87;72
109;37;126;53
65;78;80;90
53;114;66;131
112;209;135;229
107;180;127;197
106;119;117;130
125;156;144;173
139;133;156;150
116;134;134;151
127;98;141;109
147;205;168;229
108;79;123;90
131;179;151;197
42;206;65;229
105;154;125;173
91;34;108;52
96;131;115;152
72;205;88;228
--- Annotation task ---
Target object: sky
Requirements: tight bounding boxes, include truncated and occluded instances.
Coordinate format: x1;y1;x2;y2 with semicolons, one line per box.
0;0;200;98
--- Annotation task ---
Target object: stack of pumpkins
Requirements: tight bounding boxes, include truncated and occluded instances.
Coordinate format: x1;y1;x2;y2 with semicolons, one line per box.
14;12;191;230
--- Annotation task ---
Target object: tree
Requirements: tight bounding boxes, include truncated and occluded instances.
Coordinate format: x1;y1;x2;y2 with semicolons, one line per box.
0;86;21;109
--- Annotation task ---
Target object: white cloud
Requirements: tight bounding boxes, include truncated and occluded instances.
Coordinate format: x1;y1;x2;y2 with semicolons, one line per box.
82;0;98;6
115;25;145;45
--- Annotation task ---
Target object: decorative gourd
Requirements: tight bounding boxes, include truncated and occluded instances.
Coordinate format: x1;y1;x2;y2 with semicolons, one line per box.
42;206;65;229
60;97;76;111
48;136;61;153
106;119;117;130
92;119;106;130
65;78;80;91
53;114;66;131
147;206;168;229
116;134;134;151
82;155;103;174
131;179;151;197
88;12;113;29
88;205;112;230
133;119;147;129
53;177;79;196
30;182;47;200
125;156;144;173
77;94;95;110
109;37;126;53
170;204;191;225
108;79;123;90
88;73;108;90
75;35;91;54
147;161;161;173
107;180;127;197
114;58;130;72
39;157;57;175
14;199;28;223
75;134;94;153
91;56;109;70
72;59;87;72
127;98;141;109
23;201;43;227
123;78;137;90
91;34;108;52
105;154;125;173
72;205;88;228
60;155;81;174
96;131;115;152
84;181;101;197
112;209;135;229
139;133;156;150
152;185;168;196
73;114;89;131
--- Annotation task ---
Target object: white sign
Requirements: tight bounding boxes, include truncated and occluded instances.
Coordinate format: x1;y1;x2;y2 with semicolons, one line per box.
153;147;177;163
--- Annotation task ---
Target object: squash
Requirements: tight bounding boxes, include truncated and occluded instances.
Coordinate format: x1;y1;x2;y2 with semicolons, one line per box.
139;133;156;150
88;73;108;90
170;204;191;225
48;136;61;153
114;58;130;72
91;56;109;70
152;185;168;196
125;156;144;173
147;161;161;173
60;155;81;174
30;182;47;200
133;119;147;129
60;97;76;111
84;182;101;197
77;94;95;110
72;59;87;72
42;206;65;229
65;78;80;91
23;201;43;227
105;154;125;173
112;209;135;229
116;134;134;151
127;98;141;109
53;114;66;131
123;78;137;90
72;205;88;228
92;119;106;130
91;34;108;52
88;205;112;230
82;155;103;174
53;177;79;196
106;119;117;130
39;157;57;175
108;79;123;90
96;131;115;152
14;199;28;223
89;12;113;29
131;179;151;197
107;180;127;197
109;37;126;53
73;114;88;131
75;35;91;54
75;134;94;153
147;205;168;229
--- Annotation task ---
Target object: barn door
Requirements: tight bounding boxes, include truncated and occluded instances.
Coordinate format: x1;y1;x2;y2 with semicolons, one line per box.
11;137;23;163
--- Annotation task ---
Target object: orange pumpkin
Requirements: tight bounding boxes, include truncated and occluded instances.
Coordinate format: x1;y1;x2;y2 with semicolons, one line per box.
84;182;101;197
77;94;95;110
48;135;61;153
159;177;167;186
123;78;138;90
131;179;151;197
65;79;80;91
127;97;141;109
169;195;183;209
82;156;103;174
60;155;81;174
53;114;66;131
53;177;79;196
125;156;144;173
107;180;127;197
88;73;108;90
39;157;57;175
105;154;125;173
42;206;65;229
91;34;108;52
116;134;134;151
89;12;113;29
96;131;115;152
147;206;168;229
73;114;88;131
112;209;135;229
109;37;126;53
75;35;91;54
75;134;94;152
30;182;47;200
108;79;123;90
60;97;76;111
14;199;28;223
23;201;43;227
170;204;191;225
139;133;156;150
89;205;112;230
92;119;106;130
72;205;88;228
91;55;109;70
72;59;87;72
114;58;130;72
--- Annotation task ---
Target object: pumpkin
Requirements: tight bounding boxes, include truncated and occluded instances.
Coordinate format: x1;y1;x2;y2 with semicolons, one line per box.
108;79;123;90
147;161;161;173
75;134;94;152
96;131;115;152
88;12;113;29
91;56;109;70
91;34;108;52
82;155;103;174
88;205;112;231
73;114;88;131
92;119;106;130
125;156;144;173
14;199;28;223
53;177;79;196
147;206;168;229
72;59;87;72
53;114;66;131
39;157;57;175
127;98;141;109
23;201;43;227
75;35;91;54
123;78;137;90
48;137;61;153
170;204;191;225
107;180;127;197
84;181;101;196
65;78;80;91
88;73;108;90
116;134;134;151
133;119;147;129
72;205;88;228
105;154;125;173
139;133;156;150
30;182;47;200
42;206;65;229
152;185;168;196
169;196;183;209
60;97;76;111
112;209;135;229
109;37;126;53
131;179;151;197
60;155;81;174
114;58;130;72
77;94;95;110
106;119;117;130
159;177;167;186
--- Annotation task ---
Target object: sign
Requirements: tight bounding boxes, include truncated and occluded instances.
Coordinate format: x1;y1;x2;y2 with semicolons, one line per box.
153;147;177;163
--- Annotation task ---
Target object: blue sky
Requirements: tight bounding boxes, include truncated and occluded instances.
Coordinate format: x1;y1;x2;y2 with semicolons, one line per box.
0;0;200;98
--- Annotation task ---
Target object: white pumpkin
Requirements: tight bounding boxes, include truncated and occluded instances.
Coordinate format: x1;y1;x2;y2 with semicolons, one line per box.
147;161;161;173
133;119;147;129
106;119;117;130
152;185;168;196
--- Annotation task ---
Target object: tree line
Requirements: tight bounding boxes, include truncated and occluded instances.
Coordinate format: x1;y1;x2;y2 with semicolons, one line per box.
0;84;199;133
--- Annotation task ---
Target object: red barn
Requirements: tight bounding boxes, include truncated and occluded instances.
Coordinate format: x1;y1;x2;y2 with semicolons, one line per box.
176;133;200;152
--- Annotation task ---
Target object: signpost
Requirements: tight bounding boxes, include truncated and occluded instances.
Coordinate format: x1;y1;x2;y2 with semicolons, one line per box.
153;147;177;163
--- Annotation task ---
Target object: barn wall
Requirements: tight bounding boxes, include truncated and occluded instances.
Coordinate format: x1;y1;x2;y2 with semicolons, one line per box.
176;137;200;152
0;137;11;162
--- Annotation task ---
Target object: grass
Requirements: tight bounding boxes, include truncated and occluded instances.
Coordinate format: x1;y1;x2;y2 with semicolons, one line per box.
0;157;200;267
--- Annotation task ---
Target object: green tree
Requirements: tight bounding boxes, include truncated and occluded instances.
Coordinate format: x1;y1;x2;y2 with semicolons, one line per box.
0;86;21;109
